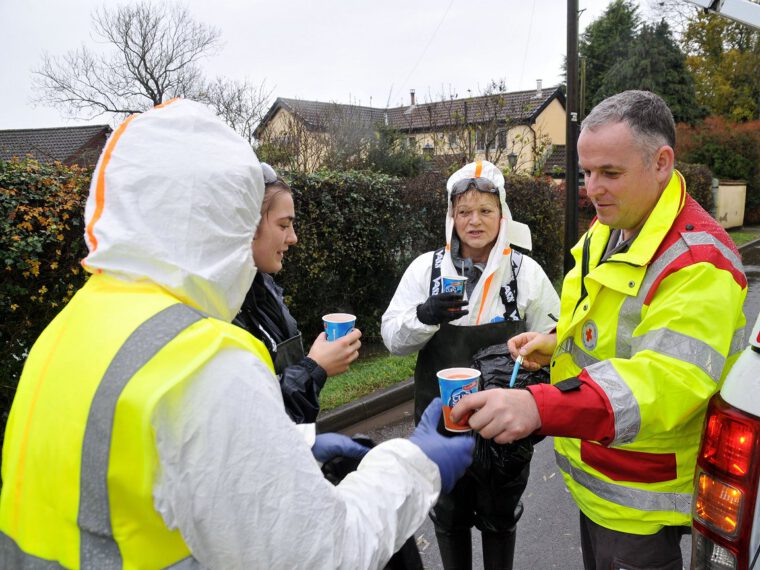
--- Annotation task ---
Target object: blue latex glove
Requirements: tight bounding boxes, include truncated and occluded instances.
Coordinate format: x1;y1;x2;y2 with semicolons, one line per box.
312;433;371;463
408;398;475;493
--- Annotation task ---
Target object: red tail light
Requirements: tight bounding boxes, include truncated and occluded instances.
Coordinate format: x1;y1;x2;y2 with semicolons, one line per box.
701;412;755;477
692;396;760;570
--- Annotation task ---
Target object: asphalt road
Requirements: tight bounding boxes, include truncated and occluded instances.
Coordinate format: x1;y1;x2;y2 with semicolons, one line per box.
338;238;760;570
342;401;588;569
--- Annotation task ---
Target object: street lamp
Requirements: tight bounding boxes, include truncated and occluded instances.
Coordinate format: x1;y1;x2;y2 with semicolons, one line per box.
507;152;518;172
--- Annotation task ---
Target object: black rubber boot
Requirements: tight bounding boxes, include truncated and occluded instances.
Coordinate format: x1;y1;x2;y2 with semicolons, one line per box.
481;526;517;570
434;528;472;570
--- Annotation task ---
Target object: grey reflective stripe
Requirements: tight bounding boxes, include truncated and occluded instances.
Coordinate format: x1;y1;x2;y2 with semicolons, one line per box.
616;239;690;359
730;327;745;357
557;337;600;369
631;327;725;383
0;529;200;570
555;450;692;515
616;232;743;364
682;231;745;276
166;556;203;569
78;303;204;569
0;531;64;569
584;361;641;444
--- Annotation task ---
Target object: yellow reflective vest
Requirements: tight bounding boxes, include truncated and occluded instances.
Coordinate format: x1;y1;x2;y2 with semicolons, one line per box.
552;171;747;534
0;274;273;568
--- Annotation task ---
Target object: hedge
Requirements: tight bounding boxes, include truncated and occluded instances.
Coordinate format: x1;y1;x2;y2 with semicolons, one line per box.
677;118;760;223
0;158;91;427
503;175;565;285
676;162;714;213
277;170;432;344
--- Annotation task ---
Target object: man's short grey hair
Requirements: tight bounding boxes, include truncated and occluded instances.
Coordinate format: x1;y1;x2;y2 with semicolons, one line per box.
581;90;676;162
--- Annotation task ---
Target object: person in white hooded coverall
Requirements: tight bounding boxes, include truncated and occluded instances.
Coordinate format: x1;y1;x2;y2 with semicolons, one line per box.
382;160;560;569
0;99;475;570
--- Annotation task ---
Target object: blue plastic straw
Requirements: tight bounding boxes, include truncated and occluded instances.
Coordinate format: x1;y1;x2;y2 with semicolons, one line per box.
509;355;523;388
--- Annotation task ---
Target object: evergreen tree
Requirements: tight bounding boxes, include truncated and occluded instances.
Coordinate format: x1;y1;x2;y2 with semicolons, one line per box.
579;0;640;113
599;20;704;124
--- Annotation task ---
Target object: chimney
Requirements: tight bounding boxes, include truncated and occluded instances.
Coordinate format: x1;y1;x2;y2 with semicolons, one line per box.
410;89;416;106
535;79;543;98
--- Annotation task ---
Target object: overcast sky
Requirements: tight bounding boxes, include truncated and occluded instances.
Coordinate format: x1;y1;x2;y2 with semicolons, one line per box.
1;0;627;130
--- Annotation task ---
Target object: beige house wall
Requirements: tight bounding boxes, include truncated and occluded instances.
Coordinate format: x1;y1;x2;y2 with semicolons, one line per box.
258;108;328;173
405;124;542;174
534;99;566;146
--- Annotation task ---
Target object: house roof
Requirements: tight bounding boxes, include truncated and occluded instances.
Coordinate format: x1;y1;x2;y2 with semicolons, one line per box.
269;99;389;131
256;87;565;138
543;144;567;174
0;124;112;165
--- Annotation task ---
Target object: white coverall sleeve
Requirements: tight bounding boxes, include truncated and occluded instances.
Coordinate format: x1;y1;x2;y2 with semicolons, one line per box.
152;348;440;570
516;255;560;334
381;252;440;355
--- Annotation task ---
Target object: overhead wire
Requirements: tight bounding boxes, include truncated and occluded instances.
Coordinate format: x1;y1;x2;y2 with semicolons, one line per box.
519;0;537;89
396;0;456;104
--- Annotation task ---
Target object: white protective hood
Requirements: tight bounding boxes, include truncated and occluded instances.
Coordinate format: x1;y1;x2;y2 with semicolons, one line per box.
81;99;264;322
443;160;532;325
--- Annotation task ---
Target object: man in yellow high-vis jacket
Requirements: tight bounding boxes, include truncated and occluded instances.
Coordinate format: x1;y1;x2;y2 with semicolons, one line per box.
452;90;747;569
0;99;475;569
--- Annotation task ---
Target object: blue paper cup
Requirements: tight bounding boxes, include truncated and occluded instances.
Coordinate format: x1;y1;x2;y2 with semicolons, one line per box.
441;275;467;295
437;367;480;432
323;313;356;342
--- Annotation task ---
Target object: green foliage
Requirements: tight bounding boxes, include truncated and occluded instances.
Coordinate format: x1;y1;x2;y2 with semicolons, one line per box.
277;170;430;343
0;158;91;424
678;117;760;222
598;20;704;124
364;124;425;178
676;161;714;213
683;12;760;121
579;0;640;112
506;176;565;284
397;170;449;254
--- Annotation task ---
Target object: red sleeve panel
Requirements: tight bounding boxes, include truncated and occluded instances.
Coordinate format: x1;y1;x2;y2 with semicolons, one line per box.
527;373;616;445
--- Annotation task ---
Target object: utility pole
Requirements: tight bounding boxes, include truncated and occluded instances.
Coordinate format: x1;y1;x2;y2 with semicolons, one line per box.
564;0;580;274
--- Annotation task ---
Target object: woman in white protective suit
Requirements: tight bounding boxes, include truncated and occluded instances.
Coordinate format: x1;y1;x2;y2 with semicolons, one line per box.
0;99;475;570
382;160;560;570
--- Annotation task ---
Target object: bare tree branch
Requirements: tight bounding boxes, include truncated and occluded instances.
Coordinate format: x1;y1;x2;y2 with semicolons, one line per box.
199;78;274;145
32;2;221;121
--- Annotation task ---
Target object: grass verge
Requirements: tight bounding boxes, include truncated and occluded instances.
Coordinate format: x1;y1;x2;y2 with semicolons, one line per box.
728;225;760;248
319;352;416;412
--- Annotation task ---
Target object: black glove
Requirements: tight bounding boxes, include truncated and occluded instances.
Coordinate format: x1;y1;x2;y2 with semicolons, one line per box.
416;292;469;325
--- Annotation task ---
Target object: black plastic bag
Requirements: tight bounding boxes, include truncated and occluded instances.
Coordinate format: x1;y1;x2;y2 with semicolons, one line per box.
470;344;550;478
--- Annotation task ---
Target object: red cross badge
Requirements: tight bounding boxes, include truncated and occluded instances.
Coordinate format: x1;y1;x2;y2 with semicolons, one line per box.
581;320;598;351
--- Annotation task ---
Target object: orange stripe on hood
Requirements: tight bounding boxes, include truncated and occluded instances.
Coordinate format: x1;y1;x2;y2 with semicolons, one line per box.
154;97;180;110
474;161;483;177
475;273;495;325
85;114;137;254
85;99;181;256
